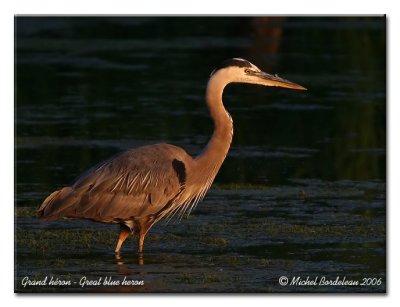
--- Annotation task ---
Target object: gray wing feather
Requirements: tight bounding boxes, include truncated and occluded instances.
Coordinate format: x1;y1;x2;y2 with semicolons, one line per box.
38;144;189;222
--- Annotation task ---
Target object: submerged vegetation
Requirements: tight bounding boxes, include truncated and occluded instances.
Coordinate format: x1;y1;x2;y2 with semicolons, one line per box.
16;180;385;292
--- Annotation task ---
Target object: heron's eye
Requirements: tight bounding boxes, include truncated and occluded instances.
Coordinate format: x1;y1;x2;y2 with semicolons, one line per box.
245;69;251;74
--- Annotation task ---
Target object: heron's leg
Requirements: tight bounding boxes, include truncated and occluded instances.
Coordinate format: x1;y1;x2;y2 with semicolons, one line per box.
138;233;145;254
137;218;155;254
115;224;131;254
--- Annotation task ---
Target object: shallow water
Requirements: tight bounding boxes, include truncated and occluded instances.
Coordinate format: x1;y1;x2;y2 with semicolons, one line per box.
15;17;386;293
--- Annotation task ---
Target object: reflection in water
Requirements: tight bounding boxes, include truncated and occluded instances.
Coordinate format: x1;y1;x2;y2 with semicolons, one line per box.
249;17;285;71
115;253;130;273
115;252;144;268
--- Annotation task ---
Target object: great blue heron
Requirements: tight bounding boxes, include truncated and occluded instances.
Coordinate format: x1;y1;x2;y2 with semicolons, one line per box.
38;58;306;255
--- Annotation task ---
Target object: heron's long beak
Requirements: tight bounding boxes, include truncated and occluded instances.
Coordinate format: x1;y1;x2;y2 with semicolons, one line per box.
255;71;307;90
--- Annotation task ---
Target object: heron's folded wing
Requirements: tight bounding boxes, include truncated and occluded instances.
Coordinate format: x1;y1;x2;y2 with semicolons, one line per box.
38;144;189;221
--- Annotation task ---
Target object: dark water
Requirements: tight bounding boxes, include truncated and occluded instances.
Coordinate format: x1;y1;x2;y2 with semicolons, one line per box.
15;16;386;293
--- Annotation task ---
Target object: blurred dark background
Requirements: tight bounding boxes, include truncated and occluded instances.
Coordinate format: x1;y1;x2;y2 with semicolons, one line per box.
15;16;386;207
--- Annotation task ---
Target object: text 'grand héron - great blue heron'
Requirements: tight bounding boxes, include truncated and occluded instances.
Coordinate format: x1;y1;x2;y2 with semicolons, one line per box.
38;58;306;257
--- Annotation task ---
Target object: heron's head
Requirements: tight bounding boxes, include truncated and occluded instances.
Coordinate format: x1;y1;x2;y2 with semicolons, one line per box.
210;58;306;90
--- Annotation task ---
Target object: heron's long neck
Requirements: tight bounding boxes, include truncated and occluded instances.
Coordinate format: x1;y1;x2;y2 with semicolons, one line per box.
195;76;233;175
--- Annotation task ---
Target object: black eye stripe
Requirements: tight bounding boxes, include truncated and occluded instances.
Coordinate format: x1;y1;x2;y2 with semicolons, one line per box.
210;58;261;77
213;58;253;71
